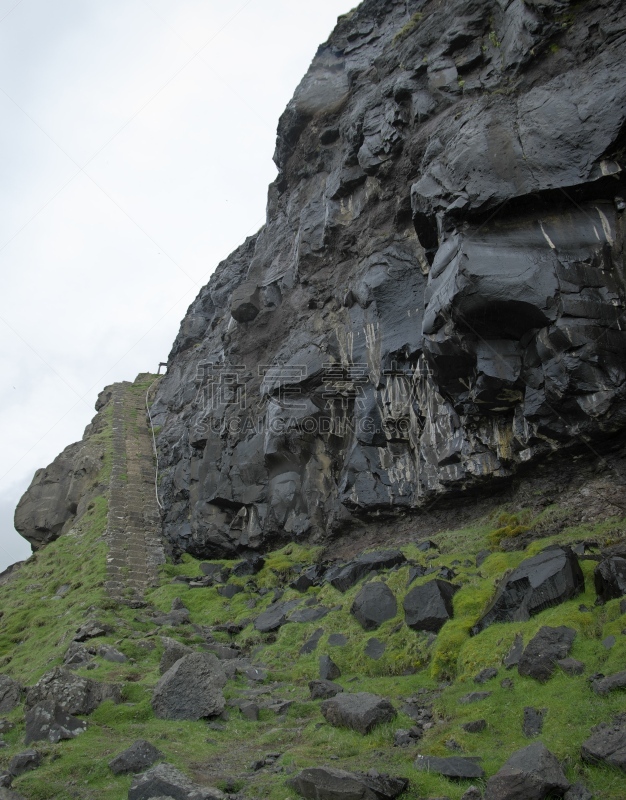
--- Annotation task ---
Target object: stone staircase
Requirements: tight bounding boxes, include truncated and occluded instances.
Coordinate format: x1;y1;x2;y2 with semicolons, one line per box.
105;375;165;603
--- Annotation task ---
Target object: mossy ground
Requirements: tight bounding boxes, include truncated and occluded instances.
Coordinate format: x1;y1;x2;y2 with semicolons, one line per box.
1;439;625;800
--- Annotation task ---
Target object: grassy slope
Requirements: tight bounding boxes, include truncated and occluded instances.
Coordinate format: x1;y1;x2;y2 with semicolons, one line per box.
0;397;624;798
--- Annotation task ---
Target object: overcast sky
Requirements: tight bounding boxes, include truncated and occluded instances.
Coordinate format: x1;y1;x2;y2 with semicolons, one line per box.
0;0;356;571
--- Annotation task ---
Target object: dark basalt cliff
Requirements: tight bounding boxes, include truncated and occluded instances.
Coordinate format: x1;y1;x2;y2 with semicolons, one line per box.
16;0;626;559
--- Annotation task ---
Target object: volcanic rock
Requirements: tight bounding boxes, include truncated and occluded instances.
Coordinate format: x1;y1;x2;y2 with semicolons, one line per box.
24;701;87;744
151;653;226;721
581;716;626;771
484;742;569;799
25;668;121;715
403;579;458;632
109;740;164;775
289;766;408;800
0;677;21;714
351;582;397;630
594;556;626;602
473;548;584;634
321;692;396;735
518;626;576;682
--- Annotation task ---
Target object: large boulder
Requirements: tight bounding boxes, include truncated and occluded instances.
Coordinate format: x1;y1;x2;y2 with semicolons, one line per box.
517;626;576;683
594;556;626;602
473;547;584;634
326;551;406;593
0;677;21;714
289;766;408;800
128;763;224;800
351;582;397;630
484;742;570;799
321;692;396;735
151;653;226;721
24;701;87;744
403;579;458;632
581;716;626;772
159;637;193;674
109;740;164;775
414;755;484;779
25;668;121;715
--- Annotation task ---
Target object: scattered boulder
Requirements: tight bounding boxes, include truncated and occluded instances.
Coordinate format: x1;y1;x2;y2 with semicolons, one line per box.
403;579;458;632
581;716;626;771
98;645;127;663
289;606;330;624
459;692;491;704
231;555;264;577
245;666;267;682
239;701;259;721
328;633;348;647
109;740;164;775
254;599;301;633
320;655;341;681
365;638;386;660
64;642;96;669
290;565;325;593
414;755;485;779
518;626;576;683
8;750;41;778
592;670;626;695
461;789;483;800
0;677;21;714
503;634;524;669
594;556;626;602
152;599;191;627
351;582;397;631
321;692;396;735
151;653;226;721
564;784;593;800
159;637;193;675
522;707;546;738
473;547;584;634
484;742;570;799
474;667;498;684
289;766;408;800
557;658;585;676
25;668;121;715
309;680;343;700
24;701;87;744
463;720;487;733
128;763;224;800
73;620;113;642
299;628;324;656
326;551;406;593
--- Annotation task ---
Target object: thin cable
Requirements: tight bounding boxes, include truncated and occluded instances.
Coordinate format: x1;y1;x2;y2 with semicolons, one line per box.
145;376;164;510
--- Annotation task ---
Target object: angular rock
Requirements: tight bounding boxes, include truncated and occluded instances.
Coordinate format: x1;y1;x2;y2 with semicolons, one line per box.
474;667;498;684
503;634;524;669
522;707;546;738
254;599;301;633
128;763;224;800
8;750;41;777
0;677;21;714
473;548;584;634
231;554;264;577
74;620;113;642
592;669;626;695
64;642;96;669
309;680;343;700
414;755;485;779
159;637;193;675
151;653;226;721
320;654;341;681
594;556;626;602
290;565;325;593
326;551;406;593
299;627;324;656
581;716;626;772
109;740;163;775
24;701;87;744
557;658;584;676
564;784;593;800
351;582;397;630
289;766;408;800
98;645;127;663
217;583;243;599
239;701;259;721
459;692;491;704
289;606;330;624
321;692;396;735
328;633;347;647
518;626;576;683
484;743;570;799
462;719;487;733
25;668;121;715
403;579;458;633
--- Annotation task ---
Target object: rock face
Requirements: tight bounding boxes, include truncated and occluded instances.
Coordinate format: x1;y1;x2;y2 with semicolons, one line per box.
151;653;226;721
351;581;397;630
0;677;21;714
289;767;408;800
134;0;626;561
484;742;570;800
25;668;121;716
403;579;457;632
473;548;584;634
321;692;396;735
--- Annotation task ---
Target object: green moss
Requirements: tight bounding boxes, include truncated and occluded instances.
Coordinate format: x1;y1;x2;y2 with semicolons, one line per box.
393;12;424;42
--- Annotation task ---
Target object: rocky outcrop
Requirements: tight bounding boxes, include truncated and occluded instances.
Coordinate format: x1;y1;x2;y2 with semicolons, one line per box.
145;0;626;560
